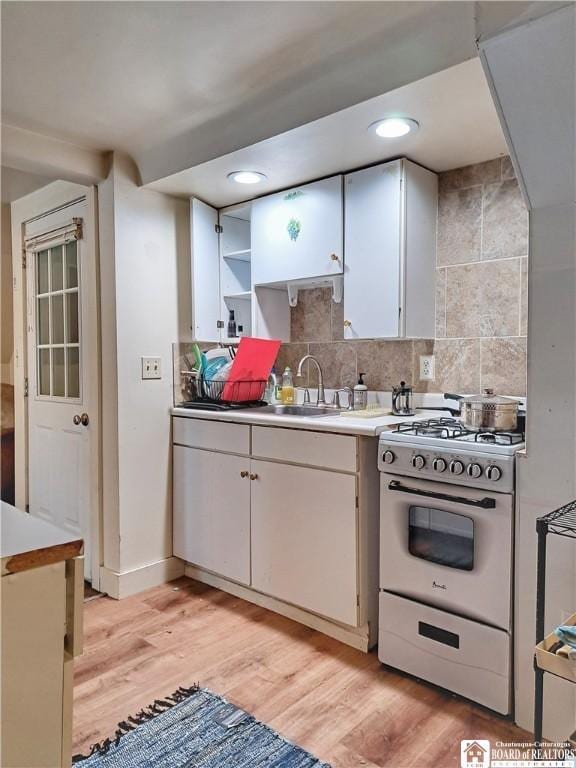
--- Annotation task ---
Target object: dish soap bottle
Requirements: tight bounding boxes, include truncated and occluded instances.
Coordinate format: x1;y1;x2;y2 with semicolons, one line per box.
353;372;368;410
281;367;295;404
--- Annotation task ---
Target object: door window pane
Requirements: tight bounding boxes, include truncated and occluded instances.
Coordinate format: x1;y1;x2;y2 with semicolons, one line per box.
37;250;49;294
66;241;78;288
52;348;65;397
34;238;81;401
409;506;474;571
51;245;64;291
38;348;51;395
67;347;79;398
66;292;79;343
38;296;50;345
52;294;64;344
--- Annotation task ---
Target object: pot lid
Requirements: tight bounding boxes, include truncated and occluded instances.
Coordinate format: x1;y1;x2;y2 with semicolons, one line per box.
461;388;518;408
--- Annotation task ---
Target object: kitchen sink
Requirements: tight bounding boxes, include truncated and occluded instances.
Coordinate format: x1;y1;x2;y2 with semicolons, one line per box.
258;404;342;417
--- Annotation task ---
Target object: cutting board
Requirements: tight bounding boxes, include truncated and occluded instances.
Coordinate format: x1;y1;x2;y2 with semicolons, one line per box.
222;337;281;402
339;408;393;418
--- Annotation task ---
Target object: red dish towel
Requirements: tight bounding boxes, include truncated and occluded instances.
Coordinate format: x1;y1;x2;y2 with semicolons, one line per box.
221;337;282;402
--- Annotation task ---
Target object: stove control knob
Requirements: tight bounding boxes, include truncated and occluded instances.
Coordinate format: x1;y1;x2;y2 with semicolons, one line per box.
411;454;426;470
467;463;483;479
383;450;395;465
449;459;465;475
486;464;502;482
433;457;447;473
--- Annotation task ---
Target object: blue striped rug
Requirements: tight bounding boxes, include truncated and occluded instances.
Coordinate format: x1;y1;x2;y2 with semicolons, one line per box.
73;685;331;767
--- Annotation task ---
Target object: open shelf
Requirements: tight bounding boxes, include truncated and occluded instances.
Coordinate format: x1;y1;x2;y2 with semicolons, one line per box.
223;249;251;262
534;498;576;743
223;291;252;301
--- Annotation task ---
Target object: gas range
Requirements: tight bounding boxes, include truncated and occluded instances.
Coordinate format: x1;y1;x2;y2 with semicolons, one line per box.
378;417;525;493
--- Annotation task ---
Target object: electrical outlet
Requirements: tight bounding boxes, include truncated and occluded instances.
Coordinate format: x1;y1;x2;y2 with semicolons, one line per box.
419;355;435;381
141;357;162;380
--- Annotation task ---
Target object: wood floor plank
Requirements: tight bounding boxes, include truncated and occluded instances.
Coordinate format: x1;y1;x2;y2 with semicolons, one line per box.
73;577;532;765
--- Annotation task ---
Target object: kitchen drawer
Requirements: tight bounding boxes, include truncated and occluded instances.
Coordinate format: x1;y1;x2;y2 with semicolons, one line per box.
252;426;357;472
172;417;250;455
378;591;511;714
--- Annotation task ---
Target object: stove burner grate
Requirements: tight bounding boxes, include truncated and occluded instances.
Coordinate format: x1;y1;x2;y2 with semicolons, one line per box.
393;418;525;444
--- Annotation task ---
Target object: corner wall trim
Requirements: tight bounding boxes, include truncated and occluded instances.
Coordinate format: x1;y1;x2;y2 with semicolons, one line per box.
100;557;185;599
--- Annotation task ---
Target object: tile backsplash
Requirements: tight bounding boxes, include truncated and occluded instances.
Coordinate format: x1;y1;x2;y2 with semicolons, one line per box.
281;156;528;396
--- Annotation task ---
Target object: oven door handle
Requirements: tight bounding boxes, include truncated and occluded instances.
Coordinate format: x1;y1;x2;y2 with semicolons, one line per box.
387;480;496;509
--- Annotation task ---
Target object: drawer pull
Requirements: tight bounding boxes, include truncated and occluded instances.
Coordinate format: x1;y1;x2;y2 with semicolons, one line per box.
418;621;460;649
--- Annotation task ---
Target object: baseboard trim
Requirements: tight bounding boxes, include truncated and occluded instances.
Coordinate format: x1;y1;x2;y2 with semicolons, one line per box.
184;564;371;652
100;557;185;599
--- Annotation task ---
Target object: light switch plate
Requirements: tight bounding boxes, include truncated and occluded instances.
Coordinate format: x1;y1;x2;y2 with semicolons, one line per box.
141;357;162;380
419;355;435;381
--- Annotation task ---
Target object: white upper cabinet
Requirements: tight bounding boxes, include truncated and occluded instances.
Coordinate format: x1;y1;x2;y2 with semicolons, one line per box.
343;159;437;339
190;198;221;342
251;176;344;285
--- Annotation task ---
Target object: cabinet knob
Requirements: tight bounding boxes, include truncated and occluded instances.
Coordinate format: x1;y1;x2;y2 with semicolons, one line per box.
330;253;339;261
240;470;249;478
249;473;259;481
343;320;352;328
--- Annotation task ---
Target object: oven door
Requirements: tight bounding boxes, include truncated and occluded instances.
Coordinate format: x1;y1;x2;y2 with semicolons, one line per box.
380;473;512;629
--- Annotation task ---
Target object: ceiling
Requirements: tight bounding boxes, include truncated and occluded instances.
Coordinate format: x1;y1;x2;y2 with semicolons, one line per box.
147;58;509;207
1;1;562;196
1;167;54;204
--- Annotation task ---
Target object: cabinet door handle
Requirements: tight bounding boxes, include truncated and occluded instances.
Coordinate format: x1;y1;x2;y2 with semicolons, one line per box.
249;473;259;481
343;320;352;328
330;253;339;261
240;470;249;478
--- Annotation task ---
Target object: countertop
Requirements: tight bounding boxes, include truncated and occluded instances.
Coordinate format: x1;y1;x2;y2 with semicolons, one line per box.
1;502;83;575
172;406;440;437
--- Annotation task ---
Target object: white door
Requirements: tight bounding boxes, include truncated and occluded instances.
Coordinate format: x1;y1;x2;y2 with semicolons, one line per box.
344;161;403;339
172;445;251;585
250;459;359;625
190;198;221;342
25;199;98;580
251;176;344;285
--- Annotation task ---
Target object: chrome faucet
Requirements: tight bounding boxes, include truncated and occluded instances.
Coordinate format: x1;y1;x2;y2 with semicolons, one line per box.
296;355;326;405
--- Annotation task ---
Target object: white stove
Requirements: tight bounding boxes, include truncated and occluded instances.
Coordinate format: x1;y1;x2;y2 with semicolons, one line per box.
378;417;525;493
377;416;524;714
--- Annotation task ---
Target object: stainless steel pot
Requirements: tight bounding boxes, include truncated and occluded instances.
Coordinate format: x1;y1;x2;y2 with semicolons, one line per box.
444;389;519;432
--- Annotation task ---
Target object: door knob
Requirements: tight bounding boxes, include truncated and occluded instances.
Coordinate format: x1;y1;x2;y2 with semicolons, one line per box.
240;470;249;478
330;253;339;261
343;320;352;328
73;413;89;426
249;473;259;481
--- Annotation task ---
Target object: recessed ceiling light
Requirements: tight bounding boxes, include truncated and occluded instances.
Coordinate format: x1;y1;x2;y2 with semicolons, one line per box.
227;171;267;184
369;118;419;138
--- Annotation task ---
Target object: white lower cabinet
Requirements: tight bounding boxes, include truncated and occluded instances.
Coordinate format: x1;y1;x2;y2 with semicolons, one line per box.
172;421;374;638
173;445;251;585
250;460;359;626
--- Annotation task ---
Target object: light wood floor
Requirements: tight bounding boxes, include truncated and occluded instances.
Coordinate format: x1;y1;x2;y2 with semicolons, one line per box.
74;577;531;767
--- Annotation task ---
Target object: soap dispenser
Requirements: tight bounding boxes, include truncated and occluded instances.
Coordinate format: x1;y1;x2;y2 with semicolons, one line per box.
353;372;368;410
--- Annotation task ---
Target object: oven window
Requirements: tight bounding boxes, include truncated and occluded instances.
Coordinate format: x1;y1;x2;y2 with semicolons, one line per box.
408;506;474;571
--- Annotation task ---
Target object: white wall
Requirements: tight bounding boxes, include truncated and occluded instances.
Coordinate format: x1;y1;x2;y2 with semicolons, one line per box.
480;5;576;739
1;203;13;385
98;153;191;593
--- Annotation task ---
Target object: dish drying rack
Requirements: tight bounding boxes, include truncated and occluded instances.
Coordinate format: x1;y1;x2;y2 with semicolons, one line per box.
180;371;267;410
